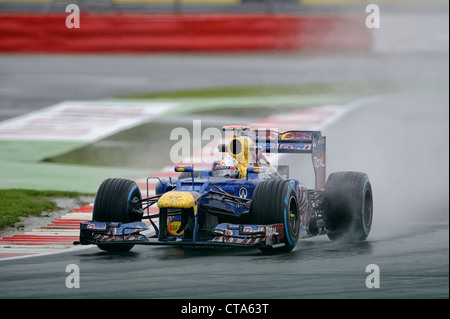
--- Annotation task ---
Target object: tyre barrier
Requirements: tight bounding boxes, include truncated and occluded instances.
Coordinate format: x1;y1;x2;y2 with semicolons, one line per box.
0;13;372;53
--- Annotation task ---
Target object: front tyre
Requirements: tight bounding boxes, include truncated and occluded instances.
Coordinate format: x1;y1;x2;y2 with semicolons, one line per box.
250;179;300;252
324;172;373;241
92;178;142;252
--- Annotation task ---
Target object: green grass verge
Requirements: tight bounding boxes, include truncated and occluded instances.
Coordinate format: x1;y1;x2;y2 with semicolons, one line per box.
119;82;397;100
0;189;92;230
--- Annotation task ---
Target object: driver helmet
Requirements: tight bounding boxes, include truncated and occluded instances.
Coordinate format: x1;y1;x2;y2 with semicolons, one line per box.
212;156;240;178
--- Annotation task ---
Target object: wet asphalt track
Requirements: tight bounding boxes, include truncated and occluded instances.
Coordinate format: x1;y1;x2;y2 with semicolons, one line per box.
0;10;449;300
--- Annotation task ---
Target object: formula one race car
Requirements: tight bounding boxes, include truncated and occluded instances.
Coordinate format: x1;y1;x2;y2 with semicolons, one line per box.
74;126;373;253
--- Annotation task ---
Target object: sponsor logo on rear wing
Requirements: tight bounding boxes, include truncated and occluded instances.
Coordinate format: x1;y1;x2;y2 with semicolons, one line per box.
252;130;324;154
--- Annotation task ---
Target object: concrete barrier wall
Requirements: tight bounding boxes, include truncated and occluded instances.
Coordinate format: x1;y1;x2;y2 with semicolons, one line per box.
0;14;373;53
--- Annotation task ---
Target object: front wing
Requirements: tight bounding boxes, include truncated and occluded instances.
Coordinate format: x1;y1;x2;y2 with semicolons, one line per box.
74;221;285;249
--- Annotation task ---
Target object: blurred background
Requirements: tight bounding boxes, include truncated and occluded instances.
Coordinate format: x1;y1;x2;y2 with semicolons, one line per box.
0;0;448;56
0;0;449;14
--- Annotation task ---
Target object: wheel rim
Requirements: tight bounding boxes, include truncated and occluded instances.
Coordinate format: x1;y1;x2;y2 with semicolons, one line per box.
287;196;300;238
363;189;373;234
125;185;142;222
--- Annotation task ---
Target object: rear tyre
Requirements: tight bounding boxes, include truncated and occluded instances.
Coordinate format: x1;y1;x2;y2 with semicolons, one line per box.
324;172;373;241
93;178;142;252
250;179;300;252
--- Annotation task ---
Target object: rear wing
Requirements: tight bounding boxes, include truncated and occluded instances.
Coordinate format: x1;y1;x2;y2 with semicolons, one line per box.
221;127;326;189
254;130;326;189
253;130;323;154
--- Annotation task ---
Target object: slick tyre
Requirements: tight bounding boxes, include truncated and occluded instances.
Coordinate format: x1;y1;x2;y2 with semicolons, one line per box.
323;172;373;241
250;179;300;252
93;178;142;252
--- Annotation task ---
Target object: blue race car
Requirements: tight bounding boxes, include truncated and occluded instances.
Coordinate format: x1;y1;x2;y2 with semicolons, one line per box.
75;126;373;253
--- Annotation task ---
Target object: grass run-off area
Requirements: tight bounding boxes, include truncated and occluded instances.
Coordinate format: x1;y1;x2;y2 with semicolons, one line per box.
119;82;396;100
0;189;91;230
